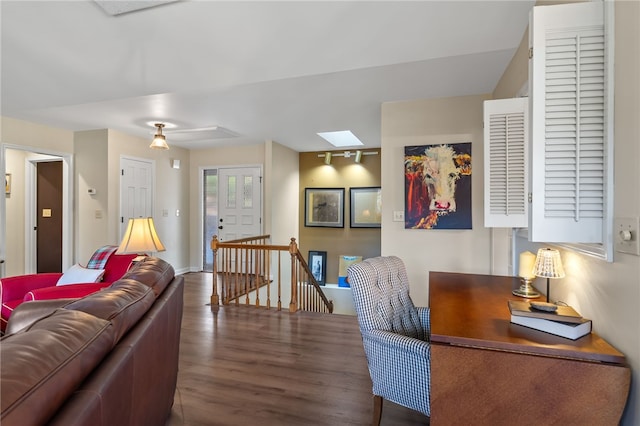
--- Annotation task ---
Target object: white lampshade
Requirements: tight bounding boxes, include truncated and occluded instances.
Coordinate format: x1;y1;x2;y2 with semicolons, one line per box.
116;217;166;254
533;248;565;278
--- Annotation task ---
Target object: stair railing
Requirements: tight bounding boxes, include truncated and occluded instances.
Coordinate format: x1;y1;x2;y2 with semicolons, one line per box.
211;235;333;314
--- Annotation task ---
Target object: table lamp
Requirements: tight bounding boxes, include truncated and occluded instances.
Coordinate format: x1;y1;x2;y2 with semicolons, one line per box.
533;248;565;303
513;250;540;298
116;217;166;260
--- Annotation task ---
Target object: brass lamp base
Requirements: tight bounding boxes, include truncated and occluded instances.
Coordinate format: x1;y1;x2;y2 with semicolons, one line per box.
512;277;540;298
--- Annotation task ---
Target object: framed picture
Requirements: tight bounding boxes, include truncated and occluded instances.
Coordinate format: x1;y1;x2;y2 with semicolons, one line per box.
5;173;11;195
350;187;382;228
308;250;327;286
404;142;472;230
304;187;345;228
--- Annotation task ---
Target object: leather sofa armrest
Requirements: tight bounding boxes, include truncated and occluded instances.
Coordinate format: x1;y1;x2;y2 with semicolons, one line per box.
1;273;62;303
5;299;76;335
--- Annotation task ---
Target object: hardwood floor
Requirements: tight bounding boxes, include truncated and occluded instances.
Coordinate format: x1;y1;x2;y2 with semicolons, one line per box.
167;272;428;426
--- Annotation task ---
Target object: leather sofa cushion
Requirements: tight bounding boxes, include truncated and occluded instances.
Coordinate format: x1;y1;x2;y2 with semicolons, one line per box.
64;280;155;344
5;298;77;335
124;258;175;297
0;309;115;426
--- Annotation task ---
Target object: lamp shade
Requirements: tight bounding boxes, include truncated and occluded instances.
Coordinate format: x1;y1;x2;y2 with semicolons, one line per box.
116;217;166;254
150;123;169;150
533;248;565;278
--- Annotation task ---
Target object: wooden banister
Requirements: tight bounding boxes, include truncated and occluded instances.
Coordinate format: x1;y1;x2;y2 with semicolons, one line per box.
211;235;333;314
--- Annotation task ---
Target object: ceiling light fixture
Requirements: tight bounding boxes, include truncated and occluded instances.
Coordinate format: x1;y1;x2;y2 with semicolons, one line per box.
150;123;169;150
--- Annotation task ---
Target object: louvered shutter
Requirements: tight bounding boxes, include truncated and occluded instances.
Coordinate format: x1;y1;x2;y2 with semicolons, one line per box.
484;97;528;228
529;1;607;243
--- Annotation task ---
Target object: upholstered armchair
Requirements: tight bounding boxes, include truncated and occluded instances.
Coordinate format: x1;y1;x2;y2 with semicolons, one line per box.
347;256;430;425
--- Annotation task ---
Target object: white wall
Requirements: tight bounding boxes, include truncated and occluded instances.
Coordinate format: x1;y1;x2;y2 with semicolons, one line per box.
381;94;492;305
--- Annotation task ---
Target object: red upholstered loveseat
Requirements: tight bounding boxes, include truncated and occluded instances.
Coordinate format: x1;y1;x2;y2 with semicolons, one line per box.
0;252;137;332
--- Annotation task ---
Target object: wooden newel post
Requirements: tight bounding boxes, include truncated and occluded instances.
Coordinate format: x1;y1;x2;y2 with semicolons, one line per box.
210;235;220;307
289;238;298;312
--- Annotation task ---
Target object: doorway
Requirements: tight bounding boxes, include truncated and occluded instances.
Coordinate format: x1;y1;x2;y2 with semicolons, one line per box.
0;144;73;277
36;161;63;272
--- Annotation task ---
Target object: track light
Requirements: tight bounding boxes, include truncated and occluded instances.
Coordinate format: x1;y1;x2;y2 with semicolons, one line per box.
318;150;378;164
150;123;169;150
324;152;332;165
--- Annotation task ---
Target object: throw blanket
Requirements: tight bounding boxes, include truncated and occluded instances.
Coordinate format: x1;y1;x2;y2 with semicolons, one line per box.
86;245;119;270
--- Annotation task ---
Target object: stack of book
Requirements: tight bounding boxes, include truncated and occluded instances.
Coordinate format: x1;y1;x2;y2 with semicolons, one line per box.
508;300;592;340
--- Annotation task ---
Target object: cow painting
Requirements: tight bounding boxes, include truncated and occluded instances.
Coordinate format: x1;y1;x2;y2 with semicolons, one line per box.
404;143;472;229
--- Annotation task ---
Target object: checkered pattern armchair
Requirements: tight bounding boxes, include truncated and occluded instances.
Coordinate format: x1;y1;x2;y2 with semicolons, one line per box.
347;256;430;425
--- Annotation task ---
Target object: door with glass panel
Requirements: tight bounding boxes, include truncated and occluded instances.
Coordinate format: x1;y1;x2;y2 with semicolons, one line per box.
202;166;262;272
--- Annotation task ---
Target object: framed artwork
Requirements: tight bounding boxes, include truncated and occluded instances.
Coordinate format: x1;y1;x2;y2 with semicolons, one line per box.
308;250;327;286
5;173;11;195
350;187;381;228
304;187;345;228
404;142;472;230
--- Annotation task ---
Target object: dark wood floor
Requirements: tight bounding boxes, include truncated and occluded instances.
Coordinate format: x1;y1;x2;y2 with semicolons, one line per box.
167;272;428;426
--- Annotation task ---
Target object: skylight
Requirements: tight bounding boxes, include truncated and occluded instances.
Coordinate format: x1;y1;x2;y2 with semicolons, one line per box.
317;130;364;147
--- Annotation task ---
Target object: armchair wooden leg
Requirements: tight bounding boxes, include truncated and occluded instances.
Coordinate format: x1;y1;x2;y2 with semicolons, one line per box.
372;395;383;426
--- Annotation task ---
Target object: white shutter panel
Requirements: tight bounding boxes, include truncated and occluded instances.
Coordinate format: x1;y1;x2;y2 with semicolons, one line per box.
484;97;528;228
529;1;606;243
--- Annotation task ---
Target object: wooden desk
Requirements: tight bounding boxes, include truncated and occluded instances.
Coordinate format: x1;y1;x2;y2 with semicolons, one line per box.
429;271;630;425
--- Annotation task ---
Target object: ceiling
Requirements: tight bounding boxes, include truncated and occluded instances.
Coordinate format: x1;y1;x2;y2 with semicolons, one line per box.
1;1;534;152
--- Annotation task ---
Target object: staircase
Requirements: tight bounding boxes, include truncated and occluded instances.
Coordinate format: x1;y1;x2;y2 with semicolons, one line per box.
211;235;333;314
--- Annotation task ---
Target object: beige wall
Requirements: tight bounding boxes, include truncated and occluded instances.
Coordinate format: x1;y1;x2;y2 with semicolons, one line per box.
3;149;27;276
1;117;75;275
106;129;190;271
491;2;639;424
74;130;109;260
298;150;381;284
381;94;491;305
266;140;300;244
1;118;191;274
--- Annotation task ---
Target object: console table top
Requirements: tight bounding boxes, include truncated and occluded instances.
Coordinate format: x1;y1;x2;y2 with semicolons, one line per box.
428;271;626;365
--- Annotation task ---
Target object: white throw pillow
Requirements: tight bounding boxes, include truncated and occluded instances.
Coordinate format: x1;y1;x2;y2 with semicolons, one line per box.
56;264;106;286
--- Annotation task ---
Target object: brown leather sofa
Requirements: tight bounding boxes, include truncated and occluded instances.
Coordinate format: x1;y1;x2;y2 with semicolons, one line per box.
0;257;184;426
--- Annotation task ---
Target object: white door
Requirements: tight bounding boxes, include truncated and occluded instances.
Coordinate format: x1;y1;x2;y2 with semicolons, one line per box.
217;167;262;241
120;157;153;239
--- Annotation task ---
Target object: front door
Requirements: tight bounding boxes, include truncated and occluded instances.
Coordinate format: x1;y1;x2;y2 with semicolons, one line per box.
217;167;262;241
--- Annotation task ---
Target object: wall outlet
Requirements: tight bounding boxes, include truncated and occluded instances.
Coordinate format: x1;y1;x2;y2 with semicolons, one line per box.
393;211;404;222
614;217;640;256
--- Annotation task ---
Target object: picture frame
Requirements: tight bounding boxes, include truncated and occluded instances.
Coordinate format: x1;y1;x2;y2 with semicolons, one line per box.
350;187;382;228
308;250;327;286
5;173;11;195
304;187;345;228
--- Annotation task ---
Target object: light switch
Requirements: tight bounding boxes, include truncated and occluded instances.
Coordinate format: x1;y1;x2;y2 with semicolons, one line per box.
162;209;168;217
95;210;103;219
615;217;640;256
42;208;52;218
393;211;404;222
